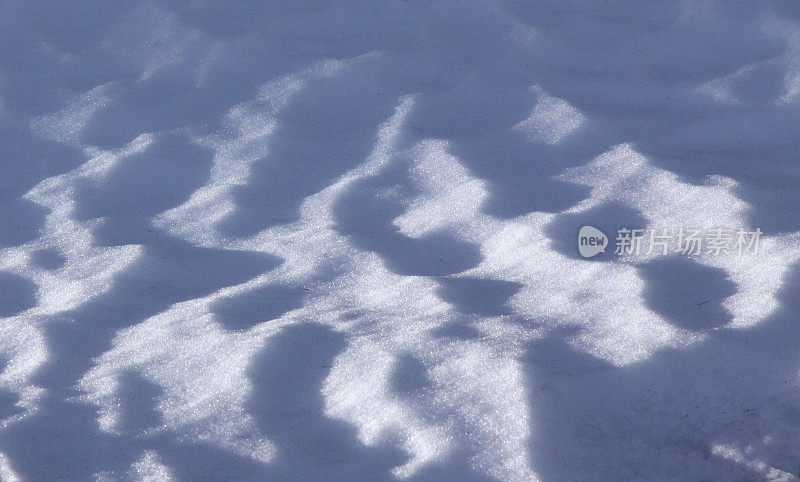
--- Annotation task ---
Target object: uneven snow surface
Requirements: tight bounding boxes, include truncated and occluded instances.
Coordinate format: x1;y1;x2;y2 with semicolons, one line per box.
2;1;800;480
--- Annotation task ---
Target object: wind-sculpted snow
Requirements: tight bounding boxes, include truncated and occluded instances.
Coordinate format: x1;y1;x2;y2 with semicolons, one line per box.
1;1;800;479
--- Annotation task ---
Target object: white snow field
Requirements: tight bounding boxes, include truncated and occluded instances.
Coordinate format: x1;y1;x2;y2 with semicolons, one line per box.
1;0;800;480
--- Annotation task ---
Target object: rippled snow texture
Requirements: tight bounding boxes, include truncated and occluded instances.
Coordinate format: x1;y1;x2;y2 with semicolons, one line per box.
1;1;800;480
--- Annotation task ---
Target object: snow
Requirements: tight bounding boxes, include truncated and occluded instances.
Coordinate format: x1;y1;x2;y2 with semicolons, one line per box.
1;1;800;480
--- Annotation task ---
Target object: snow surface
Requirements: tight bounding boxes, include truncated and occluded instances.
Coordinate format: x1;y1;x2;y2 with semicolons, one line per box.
1;1;800;480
